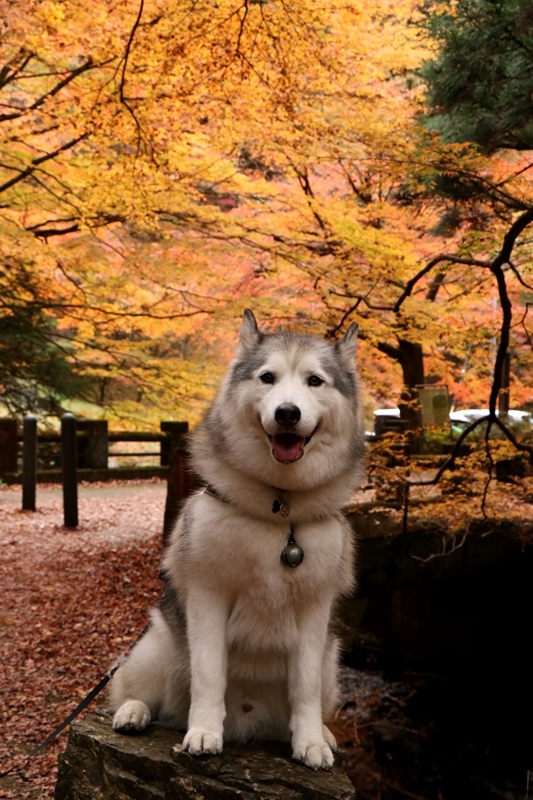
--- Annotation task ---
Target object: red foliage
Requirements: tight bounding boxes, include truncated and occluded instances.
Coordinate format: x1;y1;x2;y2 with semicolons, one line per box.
0;480;165;799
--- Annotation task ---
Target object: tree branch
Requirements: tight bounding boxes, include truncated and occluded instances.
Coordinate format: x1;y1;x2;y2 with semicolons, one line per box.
119;0;146;149
487;207;533;414
0;133;88;195
0;58;99;123
407;207;533;493
0;49;34;92
393;254;491;313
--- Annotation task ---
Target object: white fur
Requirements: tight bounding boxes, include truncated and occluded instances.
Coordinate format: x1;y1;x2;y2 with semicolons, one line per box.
110;310;363;771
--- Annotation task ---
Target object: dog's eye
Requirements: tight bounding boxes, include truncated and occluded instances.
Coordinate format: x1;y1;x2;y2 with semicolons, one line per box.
308;375;324;387
259;372;275;384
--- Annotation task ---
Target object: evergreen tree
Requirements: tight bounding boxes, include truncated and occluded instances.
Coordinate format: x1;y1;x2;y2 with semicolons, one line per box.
419;0;533;152
0;259;90;415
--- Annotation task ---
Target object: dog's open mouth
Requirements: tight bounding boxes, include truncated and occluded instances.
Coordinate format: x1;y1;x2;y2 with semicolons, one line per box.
269;432;311;464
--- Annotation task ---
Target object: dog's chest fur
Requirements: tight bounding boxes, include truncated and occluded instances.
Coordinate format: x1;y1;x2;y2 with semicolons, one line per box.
163;493;352;656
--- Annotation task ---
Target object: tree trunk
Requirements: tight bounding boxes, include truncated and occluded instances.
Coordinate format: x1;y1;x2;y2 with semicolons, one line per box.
397;339;424;425
397;340;424;454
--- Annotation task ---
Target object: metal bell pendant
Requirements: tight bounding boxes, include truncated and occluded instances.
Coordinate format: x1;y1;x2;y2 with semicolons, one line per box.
281;529;304;568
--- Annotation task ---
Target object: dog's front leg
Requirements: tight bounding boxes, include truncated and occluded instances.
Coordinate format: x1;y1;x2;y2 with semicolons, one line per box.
182;585;228;756
288;601;334;770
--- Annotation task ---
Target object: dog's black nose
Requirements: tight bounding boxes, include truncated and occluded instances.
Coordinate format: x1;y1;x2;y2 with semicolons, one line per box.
275;404;301;426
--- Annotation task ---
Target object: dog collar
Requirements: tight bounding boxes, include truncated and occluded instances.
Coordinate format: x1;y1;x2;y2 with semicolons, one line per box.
205;484;290;517
204;484;227;503
203;484;304;568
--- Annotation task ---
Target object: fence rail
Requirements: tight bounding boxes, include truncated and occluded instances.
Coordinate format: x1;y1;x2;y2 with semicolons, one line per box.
0;417;188;474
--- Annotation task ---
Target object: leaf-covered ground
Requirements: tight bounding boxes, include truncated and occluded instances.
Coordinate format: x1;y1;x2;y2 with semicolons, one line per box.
2;478;528;799
0;480;165;799
1;478;429;799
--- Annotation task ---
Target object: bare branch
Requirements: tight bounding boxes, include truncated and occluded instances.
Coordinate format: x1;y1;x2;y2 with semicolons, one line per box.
0;49;34;92
0;133;88;195
393;254;491;313
488;207;533;414
0;58;101;123
329;288;395;312
407;416;492;487
292;163;328;231
119;0;146;151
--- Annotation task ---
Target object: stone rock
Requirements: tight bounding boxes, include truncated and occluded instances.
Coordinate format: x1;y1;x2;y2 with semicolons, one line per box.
55;710;356;799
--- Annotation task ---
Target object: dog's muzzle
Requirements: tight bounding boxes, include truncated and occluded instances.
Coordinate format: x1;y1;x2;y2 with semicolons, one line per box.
267;408;318;463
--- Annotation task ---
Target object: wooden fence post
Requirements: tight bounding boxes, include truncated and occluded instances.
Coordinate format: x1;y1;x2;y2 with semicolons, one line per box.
0;418;18;473
22;414;37;511
161;421;197;542
160;421;188;466
77;420;109;468
62;413;78;528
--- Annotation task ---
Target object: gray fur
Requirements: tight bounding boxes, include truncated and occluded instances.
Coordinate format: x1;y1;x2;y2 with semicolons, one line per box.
159;578;187;637
229;346;270;385
109;309;364;771
230;323;358;400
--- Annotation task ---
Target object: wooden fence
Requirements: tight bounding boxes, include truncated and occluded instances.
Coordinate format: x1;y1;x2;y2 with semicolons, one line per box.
0;417;188;474
0;416;196;535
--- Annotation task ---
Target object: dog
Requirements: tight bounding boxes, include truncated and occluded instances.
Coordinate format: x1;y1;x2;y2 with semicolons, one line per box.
110;309;364;770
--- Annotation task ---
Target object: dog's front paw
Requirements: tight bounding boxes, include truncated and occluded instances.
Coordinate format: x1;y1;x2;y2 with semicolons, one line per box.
292;739;334;771
322;724;338;751
183;727;223;756
112;700;151;733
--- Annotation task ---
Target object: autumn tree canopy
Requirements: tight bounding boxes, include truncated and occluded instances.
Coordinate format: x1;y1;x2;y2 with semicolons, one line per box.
0;0;532;451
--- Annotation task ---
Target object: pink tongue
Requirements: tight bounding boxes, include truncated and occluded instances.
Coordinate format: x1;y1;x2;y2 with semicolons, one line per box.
272;433;305;463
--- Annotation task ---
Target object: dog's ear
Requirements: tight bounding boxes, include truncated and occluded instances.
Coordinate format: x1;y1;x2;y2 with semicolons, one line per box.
237;309;262;356
335;322;358;367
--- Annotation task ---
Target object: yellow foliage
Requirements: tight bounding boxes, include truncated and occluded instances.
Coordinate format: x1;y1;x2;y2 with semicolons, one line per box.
0;0;532;434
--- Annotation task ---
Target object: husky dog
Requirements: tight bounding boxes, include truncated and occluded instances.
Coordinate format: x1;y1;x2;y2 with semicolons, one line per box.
110;309;364;770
